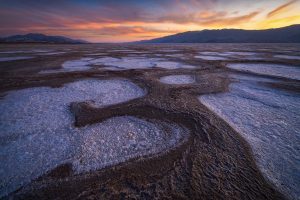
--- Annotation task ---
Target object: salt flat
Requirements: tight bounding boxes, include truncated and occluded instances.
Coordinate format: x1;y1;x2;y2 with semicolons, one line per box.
0;43;299;200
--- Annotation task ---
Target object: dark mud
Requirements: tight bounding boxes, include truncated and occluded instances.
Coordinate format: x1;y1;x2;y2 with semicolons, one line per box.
1;43;299;199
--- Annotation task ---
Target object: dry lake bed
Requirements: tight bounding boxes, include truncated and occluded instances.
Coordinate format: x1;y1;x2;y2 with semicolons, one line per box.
0;43;299;200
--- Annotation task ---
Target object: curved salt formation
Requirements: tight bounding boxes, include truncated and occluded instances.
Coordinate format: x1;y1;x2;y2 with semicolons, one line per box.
0;79;146;197
198;79;300;199
227;63;300;80
74;116;189;173
160;75;195;84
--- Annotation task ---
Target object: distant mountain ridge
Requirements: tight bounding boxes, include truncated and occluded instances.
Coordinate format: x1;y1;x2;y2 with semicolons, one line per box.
137;24;300;43
0;33;87;44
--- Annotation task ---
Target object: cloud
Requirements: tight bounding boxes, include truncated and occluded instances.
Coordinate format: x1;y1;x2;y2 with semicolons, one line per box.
200;11;259;26
158;10;259;27
267;0;297;18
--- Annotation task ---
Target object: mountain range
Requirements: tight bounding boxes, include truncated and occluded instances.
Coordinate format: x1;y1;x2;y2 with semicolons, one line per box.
1;25;300;44
0;33;87;44
137;24;300;43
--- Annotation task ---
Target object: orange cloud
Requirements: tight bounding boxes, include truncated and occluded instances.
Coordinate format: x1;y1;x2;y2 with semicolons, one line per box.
157;10;259;28
200;11;259;27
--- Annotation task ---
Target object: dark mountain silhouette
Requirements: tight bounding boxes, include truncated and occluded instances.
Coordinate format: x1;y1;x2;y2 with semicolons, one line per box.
0;33;87;44
137;24;300;43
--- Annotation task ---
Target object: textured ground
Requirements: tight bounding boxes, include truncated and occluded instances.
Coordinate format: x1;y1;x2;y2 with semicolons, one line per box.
0;43;299;200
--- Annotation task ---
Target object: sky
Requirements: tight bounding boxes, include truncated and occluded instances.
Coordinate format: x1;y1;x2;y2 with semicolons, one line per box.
0;0;300;42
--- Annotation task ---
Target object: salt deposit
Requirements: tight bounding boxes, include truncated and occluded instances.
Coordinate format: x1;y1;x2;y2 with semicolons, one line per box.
199;79;300;200
40;58;94;73
198;51;262;60
224;52;259;57
91;57;158;69
274;55;300;60
155;61;195;69
199;52;232;57
0;56;34;62
40;57;157;73
195;55;228;60
38;52;65;56
160;75;195;84
159;49;180;52
227;63;300;80
74;116;188;173
83;56;195;70
166;54;185;58
0;79;147;197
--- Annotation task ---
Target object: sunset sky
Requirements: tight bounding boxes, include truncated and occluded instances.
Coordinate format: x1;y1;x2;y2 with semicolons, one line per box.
0;0;300;42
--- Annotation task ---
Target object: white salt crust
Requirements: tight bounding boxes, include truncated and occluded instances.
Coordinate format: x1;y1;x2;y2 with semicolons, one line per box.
73;117;188;173
199;79;300;200
90;57;195;70
160;75;195;84
0;79;149;197
227;63;300;80
224;51;258;56
40;56;195;73
273;55;300;60
197;51;263;60
195;55;228;60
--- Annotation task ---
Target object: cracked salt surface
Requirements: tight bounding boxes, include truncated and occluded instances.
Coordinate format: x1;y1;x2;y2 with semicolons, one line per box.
103;57;192;69
40;58;94;73
74;116;188;173
0;79;148;197
199;79;300;200
92;57;158;69
160;75;195;84
41;56;196;73
227;63;300;80
0;56;34;62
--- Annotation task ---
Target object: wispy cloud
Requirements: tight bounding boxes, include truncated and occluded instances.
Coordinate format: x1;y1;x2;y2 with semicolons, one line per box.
158;10;259;27
200;11;259;26
267;0;297;18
